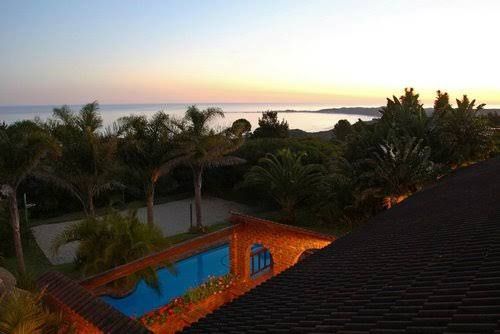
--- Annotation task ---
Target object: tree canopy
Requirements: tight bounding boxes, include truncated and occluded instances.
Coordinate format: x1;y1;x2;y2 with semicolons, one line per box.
252;111;289;138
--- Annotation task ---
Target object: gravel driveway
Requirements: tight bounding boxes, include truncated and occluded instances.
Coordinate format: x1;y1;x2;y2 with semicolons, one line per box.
31;197;252;265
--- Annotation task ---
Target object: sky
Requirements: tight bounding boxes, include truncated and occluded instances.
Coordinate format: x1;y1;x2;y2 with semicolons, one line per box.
1;0;499;106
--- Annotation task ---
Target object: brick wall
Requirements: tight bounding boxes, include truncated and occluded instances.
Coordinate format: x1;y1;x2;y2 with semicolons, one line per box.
143;213;335;333
228;213;335;281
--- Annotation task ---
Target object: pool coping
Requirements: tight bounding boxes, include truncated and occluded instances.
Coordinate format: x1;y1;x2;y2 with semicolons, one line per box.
80;213;335;292
99;242;231;301
80;226;234;290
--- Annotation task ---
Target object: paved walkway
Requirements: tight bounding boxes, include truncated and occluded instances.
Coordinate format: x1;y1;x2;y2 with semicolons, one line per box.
31;197;252;265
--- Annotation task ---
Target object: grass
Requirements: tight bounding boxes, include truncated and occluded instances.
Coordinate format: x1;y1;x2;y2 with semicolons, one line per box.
2;235;77;279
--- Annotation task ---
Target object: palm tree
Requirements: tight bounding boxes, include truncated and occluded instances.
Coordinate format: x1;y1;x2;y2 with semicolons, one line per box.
368;135;435;208
0;121;59;274
117;112;191;226
379;88;431;140
41;102;118;216
433;90;452;115
0;289;66;334
436;95;493;166
244;149;324;222
52;210;169;289
177;106;246;231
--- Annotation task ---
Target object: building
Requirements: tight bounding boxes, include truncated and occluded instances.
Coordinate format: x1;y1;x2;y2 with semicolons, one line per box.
184;156;500;333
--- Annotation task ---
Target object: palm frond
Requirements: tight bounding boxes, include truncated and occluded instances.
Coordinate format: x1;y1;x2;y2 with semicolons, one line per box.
52;210;170;290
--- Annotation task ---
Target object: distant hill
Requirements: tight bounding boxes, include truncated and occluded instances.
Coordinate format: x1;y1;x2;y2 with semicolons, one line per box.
315;107;381;116
479;109;500;116
275;107;499;117
288;128;333;140
274;107;381;117
287;108;499;140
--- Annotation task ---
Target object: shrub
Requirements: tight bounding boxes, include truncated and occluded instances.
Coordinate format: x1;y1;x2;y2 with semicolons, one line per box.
52;210;169;289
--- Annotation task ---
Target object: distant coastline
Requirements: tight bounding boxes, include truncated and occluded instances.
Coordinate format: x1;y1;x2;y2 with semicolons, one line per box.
1;104;497;133
272;107;381;117
273;107;499;117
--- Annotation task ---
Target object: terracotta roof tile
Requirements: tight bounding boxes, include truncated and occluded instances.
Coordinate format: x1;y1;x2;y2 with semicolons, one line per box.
37;271;151;334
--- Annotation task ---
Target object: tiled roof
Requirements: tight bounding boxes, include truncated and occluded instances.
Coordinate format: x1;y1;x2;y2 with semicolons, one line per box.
183;156;500;333
37;271;151;334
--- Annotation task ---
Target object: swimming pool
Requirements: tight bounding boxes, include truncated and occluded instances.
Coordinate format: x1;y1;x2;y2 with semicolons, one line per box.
101;243;230;317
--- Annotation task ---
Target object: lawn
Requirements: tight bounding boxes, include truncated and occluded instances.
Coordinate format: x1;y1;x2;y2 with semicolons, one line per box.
2;235;77;279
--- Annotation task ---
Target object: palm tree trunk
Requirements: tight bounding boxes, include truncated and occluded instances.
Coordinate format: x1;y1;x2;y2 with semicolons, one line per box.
88;191;95;217
8;190;26;274
146;183;155;226
193;166;203;229
282;203;295;224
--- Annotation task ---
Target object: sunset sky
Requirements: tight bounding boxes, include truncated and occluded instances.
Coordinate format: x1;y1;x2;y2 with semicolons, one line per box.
1;0;499;106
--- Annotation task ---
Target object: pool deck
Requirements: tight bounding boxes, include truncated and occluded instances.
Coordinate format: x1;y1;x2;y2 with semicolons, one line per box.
31;196;252;265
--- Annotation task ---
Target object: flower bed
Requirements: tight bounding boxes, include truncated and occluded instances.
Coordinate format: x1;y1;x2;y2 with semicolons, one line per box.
140;274;236;327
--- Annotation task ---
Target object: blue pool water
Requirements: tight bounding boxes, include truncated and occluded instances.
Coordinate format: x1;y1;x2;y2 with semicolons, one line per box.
101;244;230;317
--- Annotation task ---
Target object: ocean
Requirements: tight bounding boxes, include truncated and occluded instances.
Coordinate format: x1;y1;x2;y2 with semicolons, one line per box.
0;103;376;132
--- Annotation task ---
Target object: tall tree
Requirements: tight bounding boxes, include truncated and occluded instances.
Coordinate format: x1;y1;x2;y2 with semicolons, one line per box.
436;95;493;166
41;102;118;216
178;106;245;231
0;121;58;273
252;111;289;138
244;149;324;222
379;87;430;140
332;119;353;141
117;112;190;226
433;90;452;115
231;118;252;137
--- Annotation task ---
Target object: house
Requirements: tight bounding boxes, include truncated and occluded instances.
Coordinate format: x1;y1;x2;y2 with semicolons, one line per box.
183;156;500;333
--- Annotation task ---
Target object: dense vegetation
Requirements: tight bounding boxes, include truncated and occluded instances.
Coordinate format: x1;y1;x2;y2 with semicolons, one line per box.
0;88;498;278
